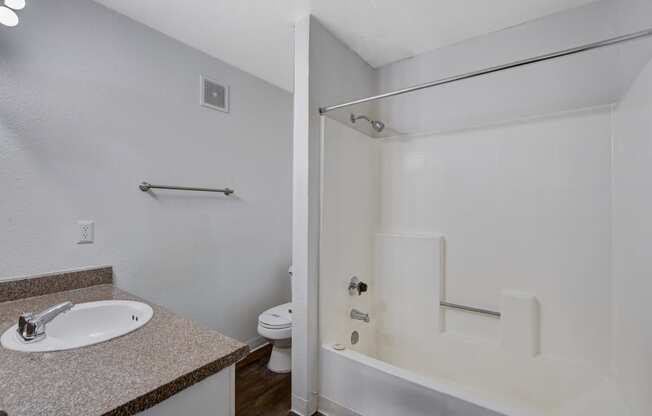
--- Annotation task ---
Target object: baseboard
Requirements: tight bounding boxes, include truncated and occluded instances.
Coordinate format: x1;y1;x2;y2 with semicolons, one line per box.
318;396;362;416
292;393;319;416
292;394;308;416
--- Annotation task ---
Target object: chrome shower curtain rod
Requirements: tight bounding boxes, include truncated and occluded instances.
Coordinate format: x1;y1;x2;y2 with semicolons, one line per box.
319;27;652;114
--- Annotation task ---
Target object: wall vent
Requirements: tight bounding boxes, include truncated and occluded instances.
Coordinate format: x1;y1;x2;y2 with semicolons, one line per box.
200;76;229;113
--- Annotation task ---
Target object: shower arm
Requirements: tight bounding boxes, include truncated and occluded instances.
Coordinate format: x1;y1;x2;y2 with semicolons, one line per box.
350;114;371;124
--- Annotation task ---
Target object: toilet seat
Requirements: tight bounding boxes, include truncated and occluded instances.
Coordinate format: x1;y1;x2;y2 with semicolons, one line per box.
258;302;292;329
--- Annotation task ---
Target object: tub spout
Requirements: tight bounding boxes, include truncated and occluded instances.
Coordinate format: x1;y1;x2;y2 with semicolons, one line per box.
350;309;370;323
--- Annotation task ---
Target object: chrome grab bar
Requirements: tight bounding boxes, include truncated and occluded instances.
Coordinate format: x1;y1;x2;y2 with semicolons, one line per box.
440;301;501;318
139;182;234;195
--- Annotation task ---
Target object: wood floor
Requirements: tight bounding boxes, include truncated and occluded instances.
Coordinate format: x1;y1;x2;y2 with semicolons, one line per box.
236;344;292;416
235;344;324;416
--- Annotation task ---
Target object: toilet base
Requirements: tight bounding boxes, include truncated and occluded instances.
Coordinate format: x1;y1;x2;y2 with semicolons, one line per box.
267;342;291;373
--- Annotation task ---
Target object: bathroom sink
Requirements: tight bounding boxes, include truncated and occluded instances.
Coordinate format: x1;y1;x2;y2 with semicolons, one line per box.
0;300;153;352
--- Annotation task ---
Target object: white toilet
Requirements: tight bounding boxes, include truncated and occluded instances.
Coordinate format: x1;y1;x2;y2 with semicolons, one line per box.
257;302;292;373
256;266;293;373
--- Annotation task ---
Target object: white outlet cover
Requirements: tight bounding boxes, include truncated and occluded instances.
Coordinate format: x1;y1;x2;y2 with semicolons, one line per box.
78;221;95;244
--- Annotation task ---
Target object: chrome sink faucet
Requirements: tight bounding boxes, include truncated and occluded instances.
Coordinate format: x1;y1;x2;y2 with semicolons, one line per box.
17;301;74;343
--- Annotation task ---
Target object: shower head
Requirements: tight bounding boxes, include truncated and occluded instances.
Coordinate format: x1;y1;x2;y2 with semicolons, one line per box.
350;113;385;133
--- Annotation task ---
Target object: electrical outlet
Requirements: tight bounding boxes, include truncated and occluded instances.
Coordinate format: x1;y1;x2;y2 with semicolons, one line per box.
78;221;94;244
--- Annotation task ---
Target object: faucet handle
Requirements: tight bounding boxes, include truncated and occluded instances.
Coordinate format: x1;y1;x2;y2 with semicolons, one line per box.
18;313;31;332
348;276;368;296
17;313;38;340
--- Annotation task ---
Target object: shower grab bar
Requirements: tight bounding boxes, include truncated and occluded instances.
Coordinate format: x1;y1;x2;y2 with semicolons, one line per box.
139;182;234;195
440;301;501;318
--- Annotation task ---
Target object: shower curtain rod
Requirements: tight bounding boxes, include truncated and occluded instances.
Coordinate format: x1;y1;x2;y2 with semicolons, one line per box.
319;27;652;114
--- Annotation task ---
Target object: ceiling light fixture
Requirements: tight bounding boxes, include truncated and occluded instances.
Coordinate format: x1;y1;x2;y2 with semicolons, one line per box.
0;5;19;27
4;0;25;10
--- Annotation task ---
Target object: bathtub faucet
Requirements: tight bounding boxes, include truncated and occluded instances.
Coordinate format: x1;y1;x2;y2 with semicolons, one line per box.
348;276;368;296
350;309;370;323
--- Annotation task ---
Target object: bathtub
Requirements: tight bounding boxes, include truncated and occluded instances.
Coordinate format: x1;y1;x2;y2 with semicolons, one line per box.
318;343;629;416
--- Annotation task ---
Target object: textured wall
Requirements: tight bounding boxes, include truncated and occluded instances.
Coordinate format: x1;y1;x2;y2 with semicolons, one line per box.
0;0;292;345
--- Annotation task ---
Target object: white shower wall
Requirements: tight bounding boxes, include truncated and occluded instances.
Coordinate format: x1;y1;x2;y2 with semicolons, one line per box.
612;56;652;416
378;106;613;370
320;118;380;355
319;110;623;414
322;106;613;370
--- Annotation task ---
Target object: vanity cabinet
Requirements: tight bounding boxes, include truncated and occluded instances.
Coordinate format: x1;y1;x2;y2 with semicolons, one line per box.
139;365;235;416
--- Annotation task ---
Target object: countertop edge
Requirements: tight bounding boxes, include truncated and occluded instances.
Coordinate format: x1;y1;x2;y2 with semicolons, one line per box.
102;344;249;416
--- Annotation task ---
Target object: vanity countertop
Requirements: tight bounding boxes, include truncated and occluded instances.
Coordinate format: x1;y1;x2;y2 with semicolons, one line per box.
0;281;248;416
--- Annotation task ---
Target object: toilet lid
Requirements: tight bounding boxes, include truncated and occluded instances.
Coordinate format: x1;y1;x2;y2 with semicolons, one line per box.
258;302;292;329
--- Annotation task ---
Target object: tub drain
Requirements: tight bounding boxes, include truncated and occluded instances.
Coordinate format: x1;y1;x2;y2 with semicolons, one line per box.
351;330;359;345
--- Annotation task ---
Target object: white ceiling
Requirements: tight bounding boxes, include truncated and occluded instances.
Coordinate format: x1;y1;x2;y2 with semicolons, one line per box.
93;0;599;92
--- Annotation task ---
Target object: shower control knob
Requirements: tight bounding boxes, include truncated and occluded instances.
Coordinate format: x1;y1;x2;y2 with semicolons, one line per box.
348;276;368;296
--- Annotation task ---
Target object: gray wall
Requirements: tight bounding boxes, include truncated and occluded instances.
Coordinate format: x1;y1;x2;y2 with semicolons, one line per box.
0;0;292;345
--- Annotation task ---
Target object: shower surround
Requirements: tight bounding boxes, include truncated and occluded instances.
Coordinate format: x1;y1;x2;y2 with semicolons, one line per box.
292;2;652;414
318;106;627;415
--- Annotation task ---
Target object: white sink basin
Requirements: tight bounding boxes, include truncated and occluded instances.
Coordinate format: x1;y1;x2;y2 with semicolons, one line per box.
1;300;153;352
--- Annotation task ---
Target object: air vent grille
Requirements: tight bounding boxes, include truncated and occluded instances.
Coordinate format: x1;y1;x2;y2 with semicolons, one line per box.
200;76;229;112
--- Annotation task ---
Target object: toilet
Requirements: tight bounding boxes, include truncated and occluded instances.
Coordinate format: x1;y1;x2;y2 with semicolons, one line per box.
257;302;292;373
256;266;293;373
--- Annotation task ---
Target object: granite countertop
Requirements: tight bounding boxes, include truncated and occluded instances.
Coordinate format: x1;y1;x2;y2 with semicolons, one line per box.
0;283;249;416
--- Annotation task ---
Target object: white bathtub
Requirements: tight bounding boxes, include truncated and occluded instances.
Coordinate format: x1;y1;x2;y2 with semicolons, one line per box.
318;343;629;416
